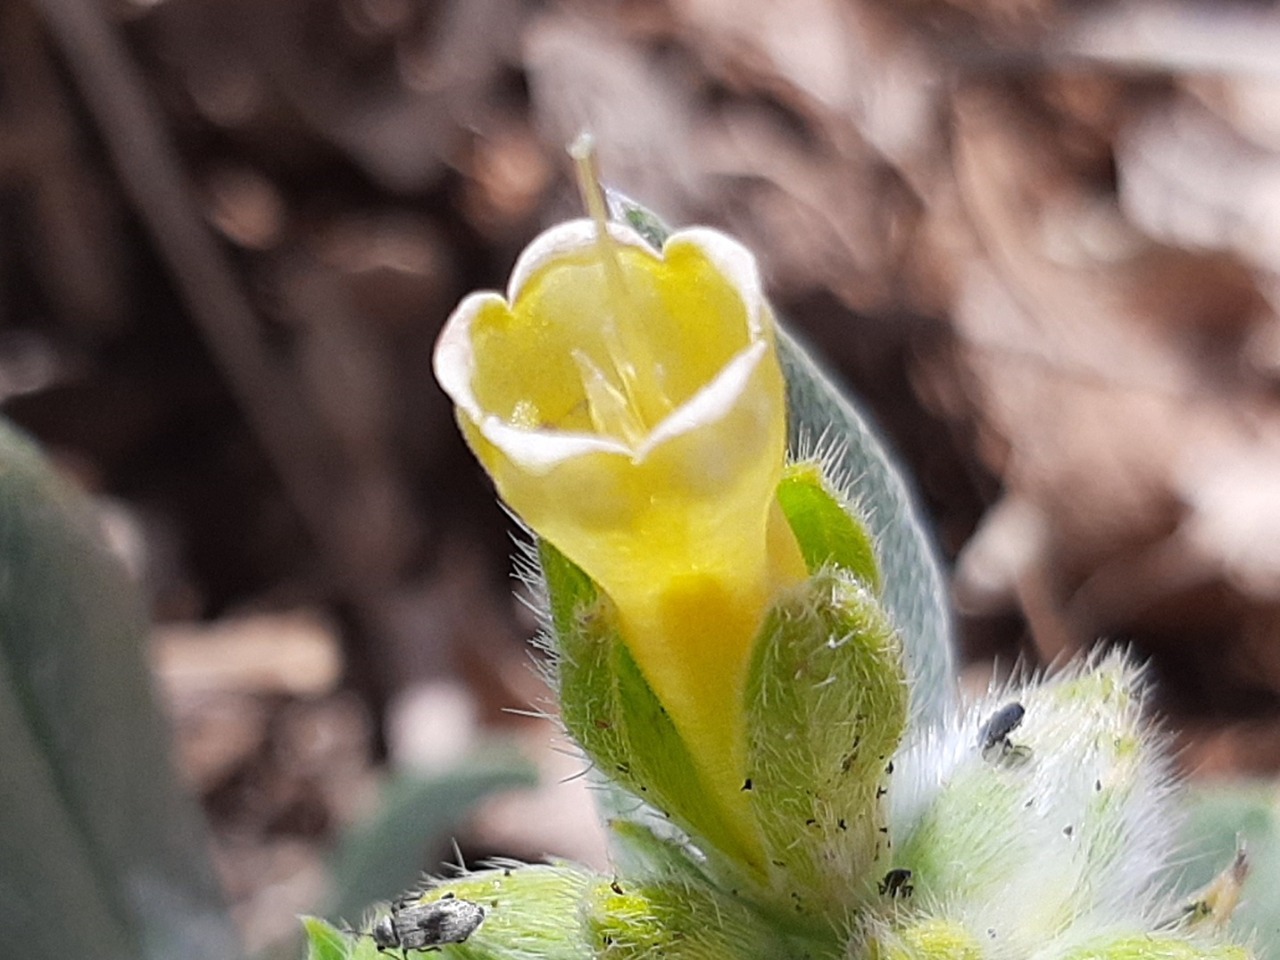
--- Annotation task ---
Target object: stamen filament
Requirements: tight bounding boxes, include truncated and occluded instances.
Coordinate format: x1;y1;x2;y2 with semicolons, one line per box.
571;348;648;448
569;133;673;443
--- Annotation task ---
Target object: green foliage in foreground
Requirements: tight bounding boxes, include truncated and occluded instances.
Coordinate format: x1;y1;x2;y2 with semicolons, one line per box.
0;421;239;960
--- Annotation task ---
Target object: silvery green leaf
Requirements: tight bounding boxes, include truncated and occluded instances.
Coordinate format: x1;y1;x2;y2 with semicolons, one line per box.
331;751;537;921
0;420;239;960
776;329;955;726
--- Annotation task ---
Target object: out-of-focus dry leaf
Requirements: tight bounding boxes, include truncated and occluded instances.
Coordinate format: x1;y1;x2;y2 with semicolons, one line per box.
214;837;332;955
953;495;1049;616
943;80;1279;669
460;122;555;239
1057;1;1280;76
1118;95;1280;276
168;693;271;791
147;0;528;192
0;331;73;402
203;166;286;251
308;213;452;334
524;12;701;213
699;104;925;313
674;0;868;113
667;0;945;313
387;680;480;776
1178;441;1280;603
152;609;343;696
1190;75;1280;154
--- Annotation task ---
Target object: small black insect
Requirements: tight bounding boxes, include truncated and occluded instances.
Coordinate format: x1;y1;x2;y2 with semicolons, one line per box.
979;702;1024;750
878;868;914;898
978;701;1029;764
370;894;487;958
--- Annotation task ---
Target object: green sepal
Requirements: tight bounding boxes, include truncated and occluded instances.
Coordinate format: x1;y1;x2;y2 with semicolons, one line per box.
890;653;1176;942
778;460;880;591
319;863;597;960
406;864;596;960
890;752;1029;906
605;819;712;883
538;534;597;642
311;857;812;960
351;862;814;960
583;874;808;960
867;918;983;960
302;917;351;960
743;568;907;926
865;918;1252;960
1058;934;1251;960
540;540;754;869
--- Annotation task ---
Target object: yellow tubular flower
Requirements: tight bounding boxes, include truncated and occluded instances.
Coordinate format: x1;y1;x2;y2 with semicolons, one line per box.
433;217;807;865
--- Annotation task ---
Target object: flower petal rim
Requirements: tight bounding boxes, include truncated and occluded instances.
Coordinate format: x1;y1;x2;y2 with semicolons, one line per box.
431;221;777;475
507;219;659;302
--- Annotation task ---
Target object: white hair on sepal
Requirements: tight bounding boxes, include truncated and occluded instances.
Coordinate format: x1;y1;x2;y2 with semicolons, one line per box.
789;426;878;533
504;507;576;696
501;510;591;753
506;506;548;624
791;425;849;488
882;648;1186;957
1030;650;1183;923
883;708;974;845
884;657;1037;852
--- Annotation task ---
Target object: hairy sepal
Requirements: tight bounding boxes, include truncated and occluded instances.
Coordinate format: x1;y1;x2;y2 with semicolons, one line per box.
583;873;802;960
884;652;1183;952
744;566;908;927
777;460;880;593
867;918;984;960
540;539;755;869
400;863;596;960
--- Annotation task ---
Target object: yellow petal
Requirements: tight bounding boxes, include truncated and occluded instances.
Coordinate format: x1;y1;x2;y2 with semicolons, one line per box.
434;219;806;866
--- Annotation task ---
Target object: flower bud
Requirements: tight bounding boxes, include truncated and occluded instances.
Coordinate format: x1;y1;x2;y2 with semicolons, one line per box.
434;219;808;861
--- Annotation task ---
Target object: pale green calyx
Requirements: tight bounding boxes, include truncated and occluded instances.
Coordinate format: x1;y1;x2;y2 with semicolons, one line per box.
861;651;1246;960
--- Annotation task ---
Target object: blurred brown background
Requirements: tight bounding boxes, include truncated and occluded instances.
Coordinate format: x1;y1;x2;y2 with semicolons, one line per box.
5;0;1280;951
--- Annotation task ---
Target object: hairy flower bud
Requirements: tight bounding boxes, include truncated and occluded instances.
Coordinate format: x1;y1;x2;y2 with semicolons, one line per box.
434;219;807;862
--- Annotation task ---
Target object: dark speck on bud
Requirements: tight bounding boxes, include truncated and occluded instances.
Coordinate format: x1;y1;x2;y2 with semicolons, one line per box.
879;868;914;898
